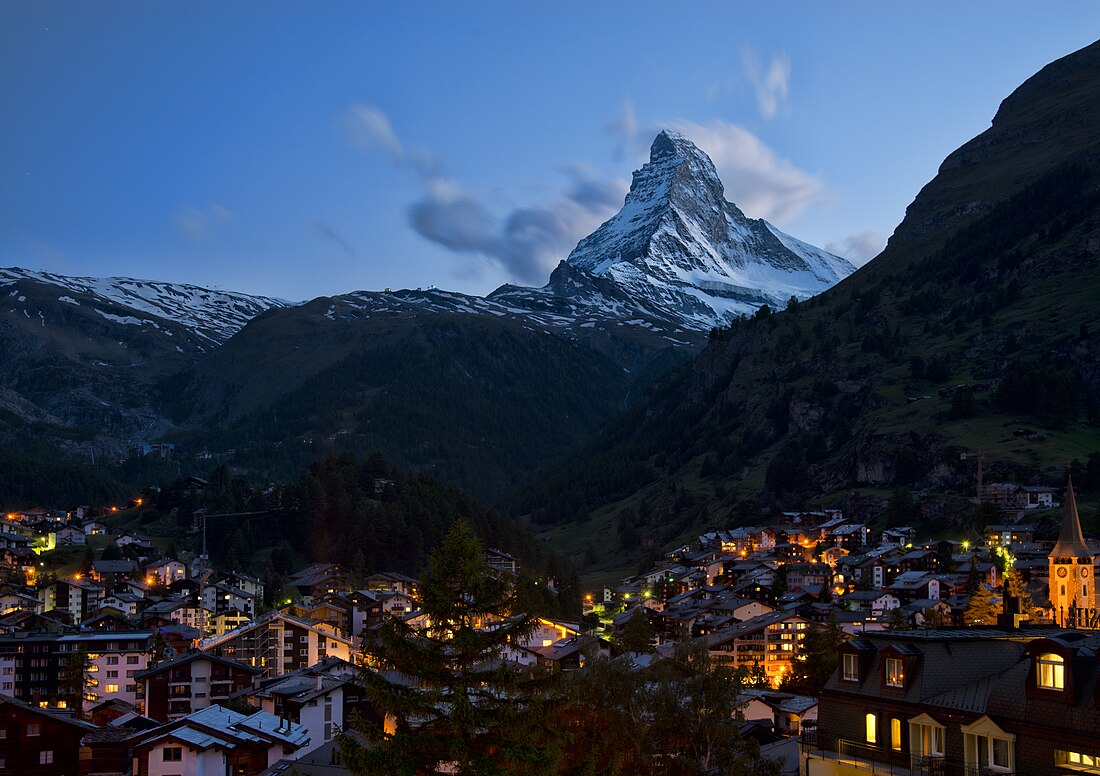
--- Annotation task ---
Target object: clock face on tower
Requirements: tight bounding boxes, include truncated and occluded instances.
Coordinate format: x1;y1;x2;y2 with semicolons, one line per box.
1082;568;1090;578
1057;567;1068;578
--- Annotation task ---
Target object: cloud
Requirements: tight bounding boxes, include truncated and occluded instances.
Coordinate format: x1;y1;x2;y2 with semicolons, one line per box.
174;203;234;241
666;119;823;224
314;221;356;257
742;48;790;120
343;103;439;177
346;103;626;285
825;231;887;266
407;168;626;284
604;100;639;160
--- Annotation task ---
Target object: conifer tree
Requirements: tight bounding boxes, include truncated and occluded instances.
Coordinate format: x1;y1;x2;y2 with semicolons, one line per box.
964;585;1000;626
620;607;657;654
342;520;561;775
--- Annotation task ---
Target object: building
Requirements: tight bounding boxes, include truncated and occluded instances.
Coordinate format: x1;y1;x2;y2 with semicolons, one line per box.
0;631;154;713
132;704;309;776
0;693;99;775
1049;478;1097;627
199;611;355;678
703;611;810;686
985;523;1037;549
802;627;1100;776
137;650;260;722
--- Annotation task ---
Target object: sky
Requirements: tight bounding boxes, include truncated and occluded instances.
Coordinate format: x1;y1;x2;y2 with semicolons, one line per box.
2;3;1099;301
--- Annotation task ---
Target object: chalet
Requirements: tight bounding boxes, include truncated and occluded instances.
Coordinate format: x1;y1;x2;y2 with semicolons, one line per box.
0;693;99;775
137;650;259;722
886;572;942;605
82;520;108;536
535;634;611;671
222;570;265;600
291;566;352;603
702;611;810;686
37;578;104;623
0;587;41;615
132;705;309;776
898;549;942;574
485;548;520;575
200;582;256;618
803;628;1100;776
363;571;419;598
881;527;917;546
199;611;355;678
829;524;871;551
738;689;818;736
839;590;901;617
243;668;372;757
90;559;138;587
985;523;1037;548
50;524;86;546
146;558;188;585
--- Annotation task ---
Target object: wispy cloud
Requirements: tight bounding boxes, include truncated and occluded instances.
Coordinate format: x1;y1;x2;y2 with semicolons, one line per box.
174;203;234;241
344;103;626;285
315;221;356;257
666;119;823;224
604;100;639;160
742;48;790;120
825;230;887;266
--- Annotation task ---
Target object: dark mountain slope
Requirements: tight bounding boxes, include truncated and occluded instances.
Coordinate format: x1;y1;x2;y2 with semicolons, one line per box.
164;299;631;499
516;40;1100;576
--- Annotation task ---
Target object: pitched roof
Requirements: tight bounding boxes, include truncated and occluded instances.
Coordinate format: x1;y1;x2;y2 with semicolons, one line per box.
1051;477;1092;559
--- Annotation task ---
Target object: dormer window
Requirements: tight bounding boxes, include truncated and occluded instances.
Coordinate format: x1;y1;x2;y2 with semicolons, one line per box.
1037;652;1064;689
885;658;905;688
842;653;859;682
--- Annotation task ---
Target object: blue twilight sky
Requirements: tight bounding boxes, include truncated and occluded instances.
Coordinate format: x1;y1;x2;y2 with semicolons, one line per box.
2;3;1098;301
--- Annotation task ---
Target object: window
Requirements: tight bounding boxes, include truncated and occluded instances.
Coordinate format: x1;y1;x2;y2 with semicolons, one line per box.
106;656;119;665
885;658;905;688
842;653;859;681
27;722;41;736
107;670;118;678
1037;653;1065;689
891;718;902;751
865;713;877;744
163;747;183;761
300;649;308;656
106;683;119;693
1056;749;1100;774
909;716;944;757
127;655;140;665
963;718;1014;773
40;750;53;764
324;722;332;740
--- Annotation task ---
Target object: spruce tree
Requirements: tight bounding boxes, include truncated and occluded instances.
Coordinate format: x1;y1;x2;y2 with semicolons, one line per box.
342;520;562;775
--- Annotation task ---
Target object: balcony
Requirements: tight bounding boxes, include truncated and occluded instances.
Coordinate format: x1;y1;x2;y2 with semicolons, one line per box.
800;731;1010;776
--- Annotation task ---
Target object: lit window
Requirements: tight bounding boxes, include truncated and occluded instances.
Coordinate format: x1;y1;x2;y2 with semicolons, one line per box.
1037;653;1065;689
1056;749;1100;773
865;713;877;744
909;717;944;757
105;684;119;693
891;718;902;751
885;658;905;688
842;653;859;681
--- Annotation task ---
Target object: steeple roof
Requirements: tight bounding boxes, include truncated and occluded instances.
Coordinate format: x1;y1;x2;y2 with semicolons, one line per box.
1050;476;1092;560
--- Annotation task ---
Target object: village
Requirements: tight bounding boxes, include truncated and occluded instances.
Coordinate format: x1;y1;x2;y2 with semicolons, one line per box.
0;472;1095;775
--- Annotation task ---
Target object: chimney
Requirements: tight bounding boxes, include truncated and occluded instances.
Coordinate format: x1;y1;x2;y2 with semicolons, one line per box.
315;674;323;692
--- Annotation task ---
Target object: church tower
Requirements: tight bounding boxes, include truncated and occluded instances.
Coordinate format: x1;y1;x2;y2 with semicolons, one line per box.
1048;476;1096;626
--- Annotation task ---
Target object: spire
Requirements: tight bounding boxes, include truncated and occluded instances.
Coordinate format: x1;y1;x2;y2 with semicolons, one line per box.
1051;475;1091;559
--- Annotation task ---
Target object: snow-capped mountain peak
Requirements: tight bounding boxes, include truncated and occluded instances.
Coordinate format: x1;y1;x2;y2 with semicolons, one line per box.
550;130;856;329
